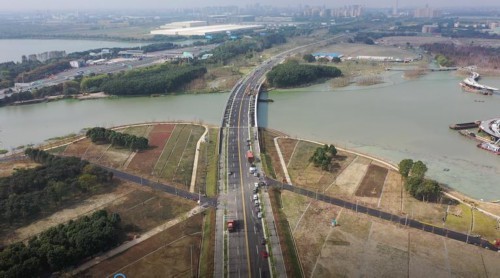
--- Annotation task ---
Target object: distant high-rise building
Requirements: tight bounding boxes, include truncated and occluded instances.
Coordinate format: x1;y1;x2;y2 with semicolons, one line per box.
393;0;398;16
414;4;441;18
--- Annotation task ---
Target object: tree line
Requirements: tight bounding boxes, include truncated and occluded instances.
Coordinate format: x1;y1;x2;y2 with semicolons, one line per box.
0;42;181;90
0;81;81;107
0;210;124;277
421;43;500;69
81;63;207;95
205;33;287;65
0;149;113;225
0;60;42;89
310;144;338;170
86;127;149;151
399;159;441;202
266;60;342;88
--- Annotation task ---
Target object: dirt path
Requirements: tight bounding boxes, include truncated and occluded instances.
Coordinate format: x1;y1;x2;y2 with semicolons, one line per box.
190;126;208;193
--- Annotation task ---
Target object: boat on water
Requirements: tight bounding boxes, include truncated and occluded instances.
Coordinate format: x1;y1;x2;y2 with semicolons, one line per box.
477;142;500;155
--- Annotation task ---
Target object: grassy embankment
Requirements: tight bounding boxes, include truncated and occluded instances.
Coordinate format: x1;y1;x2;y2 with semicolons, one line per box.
269;188;304;277
196;127;220;197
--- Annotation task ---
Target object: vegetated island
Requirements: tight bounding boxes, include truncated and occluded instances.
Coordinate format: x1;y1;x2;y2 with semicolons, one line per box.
266;60;342;88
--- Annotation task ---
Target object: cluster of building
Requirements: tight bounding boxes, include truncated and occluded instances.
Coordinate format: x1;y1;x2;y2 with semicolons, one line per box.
23;51;66;63
413;5;441;18
300;5;363;18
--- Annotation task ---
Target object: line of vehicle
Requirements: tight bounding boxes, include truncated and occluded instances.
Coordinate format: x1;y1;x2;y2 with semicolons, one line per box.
237;83;253;277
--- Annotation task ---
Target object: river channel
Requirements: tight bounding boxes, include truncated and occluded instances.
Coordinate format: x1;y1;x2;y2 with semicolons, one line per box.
259;71;500;201
0;71;499;200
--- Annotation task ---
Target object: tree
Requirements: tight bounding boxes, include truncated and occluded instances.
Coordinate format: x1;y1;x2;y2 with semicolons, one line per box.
398;159;413;177
62;80;80;95
303;54;315;63
364;38;375;45
310;144;338;171
410;161;427;179
266;61;342;88
331;57;341;63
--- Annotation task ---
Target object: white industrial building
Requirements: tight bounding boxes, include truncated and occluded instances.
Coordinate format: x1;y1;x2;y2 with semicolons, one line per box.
160;21;207;29
151;24;262;36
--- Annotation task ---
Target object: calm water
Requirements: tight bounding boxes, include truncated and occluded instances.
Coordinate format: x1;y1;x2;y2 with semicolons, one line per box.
0;93;227;148
0;39;144;63
259;71;500;200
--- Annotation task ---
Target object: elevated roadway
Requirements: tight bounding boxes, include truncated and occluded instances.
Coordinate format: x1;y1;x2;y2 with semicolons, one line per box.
216;35;346;277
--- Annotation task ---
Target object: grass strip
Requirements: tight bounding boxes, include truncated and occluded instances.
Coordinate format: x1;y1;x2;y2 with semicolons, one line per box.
199;208;215;278
269;188;303;277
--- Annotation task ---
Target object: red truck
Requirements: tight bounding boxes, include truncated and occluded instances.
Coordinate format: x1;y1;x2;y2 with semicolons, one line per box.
246;150;254;163
227;220;236;232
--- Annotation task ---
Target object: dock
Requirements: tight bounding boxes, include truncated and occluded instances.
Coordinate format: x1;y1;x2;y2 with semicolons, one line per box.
459;70;499;95
449;122;480;130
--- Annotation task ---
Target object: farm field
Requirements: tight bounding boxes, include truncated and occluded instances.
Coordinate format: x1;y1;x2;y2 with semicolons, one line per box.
152;124;205;190
280;190;500;278
80;213;204;278
56;123;208;193
263;133;500;246
104;187;195;233
127;124;175;175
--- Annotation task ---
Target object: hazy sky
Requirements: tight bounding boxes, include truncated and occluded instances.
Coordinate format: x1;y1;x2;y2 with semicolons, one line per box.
1;0;498;11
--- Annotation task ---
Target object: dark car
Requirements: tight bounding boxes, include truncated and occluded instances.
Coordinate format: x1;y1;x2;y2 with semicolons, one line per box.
261;238;266;245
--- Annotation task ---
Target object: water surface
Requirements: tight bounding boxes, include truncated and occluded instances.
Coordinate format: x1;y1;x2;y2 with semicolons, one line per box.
259;71;500;200
0;39;144;63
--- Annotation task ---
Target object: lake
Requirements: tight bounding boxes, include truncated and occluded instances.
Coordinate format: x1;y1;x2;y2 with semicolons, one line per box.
0;39;145;63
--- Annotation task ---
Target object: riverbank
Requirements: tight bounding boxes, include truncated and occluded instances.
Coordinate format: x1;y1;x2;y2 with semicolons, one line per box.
261;71;500;201
75;92;110;100
267;131;500;238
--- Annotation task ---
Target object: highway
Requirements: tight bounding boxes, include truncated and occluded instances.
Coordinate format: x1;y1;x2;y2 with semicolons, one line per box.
224;69;270;277
218;35;346;277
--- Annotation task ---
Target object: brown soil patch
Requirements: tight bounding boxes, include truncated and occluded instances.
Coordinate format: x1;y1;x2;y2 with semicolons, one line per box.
83;143;110;162
355;164;388;197
293;199;337;276
127;124;175;175
62;138;91;157
98;148;131;169
105;187;195;233
329;158;368;196
277;138;298;166
0;159;39;178
378;170;403;214
81;213;203;278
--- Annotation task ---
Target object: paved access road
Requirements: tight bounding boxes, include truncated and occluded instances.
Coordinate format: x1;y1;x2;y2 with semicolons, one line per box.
268;179;498;252
100;165;217;207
